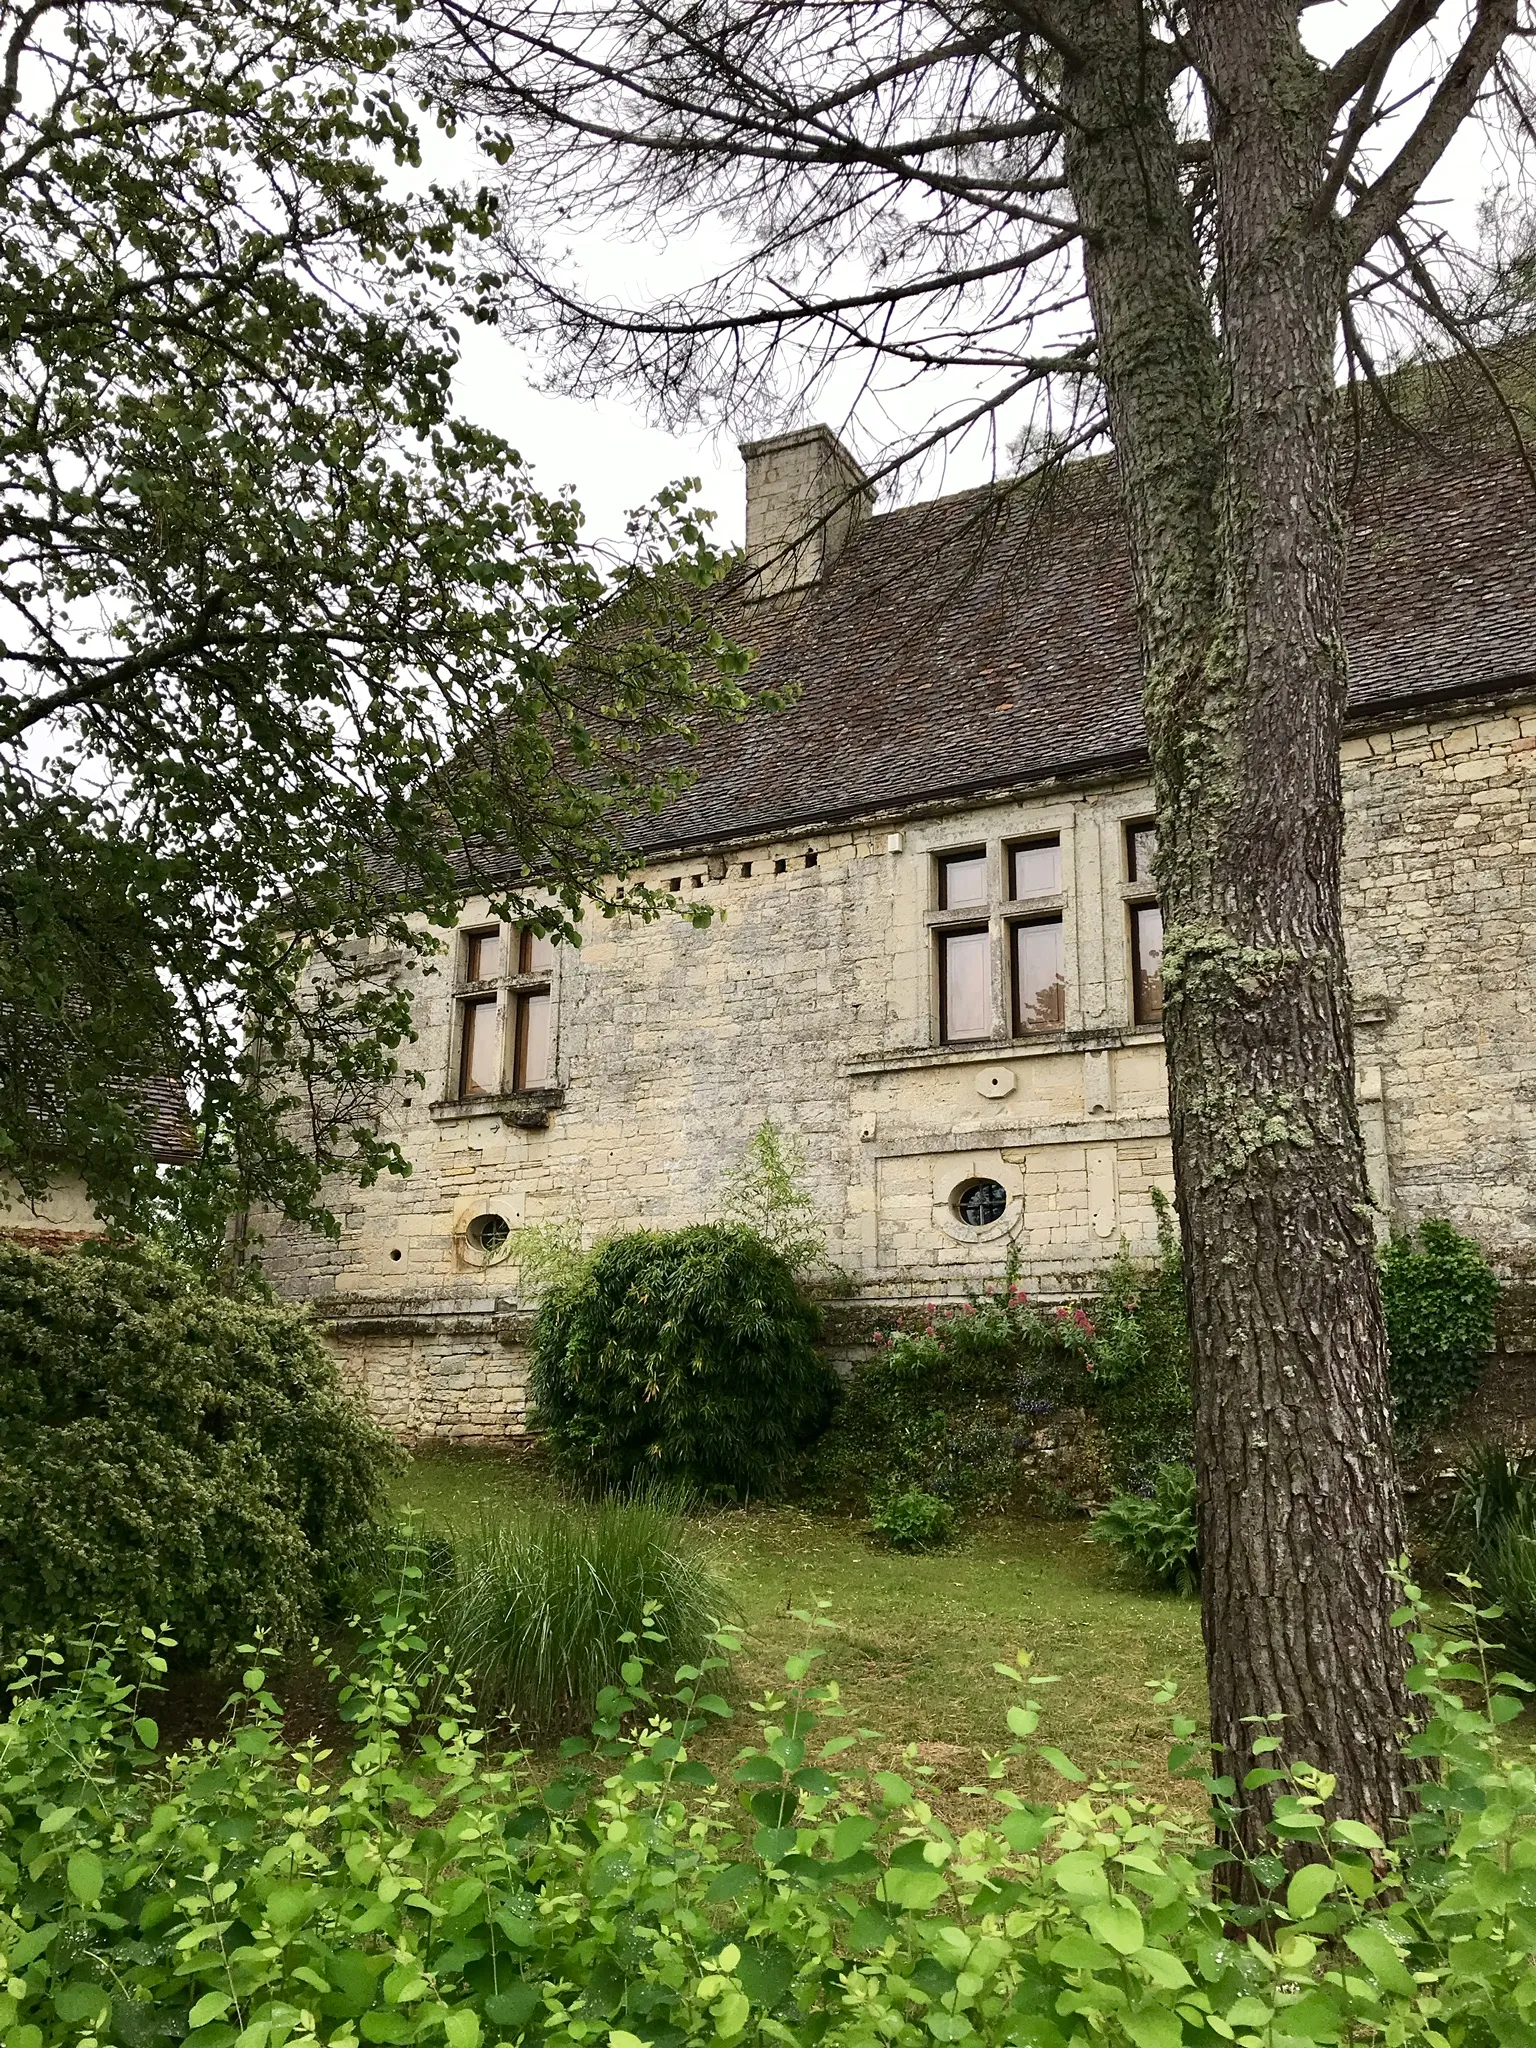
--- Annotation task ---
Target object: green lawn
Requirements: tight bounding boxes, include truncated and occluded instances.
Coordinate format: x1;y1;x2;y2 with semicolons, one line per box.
395;1448;1206;1806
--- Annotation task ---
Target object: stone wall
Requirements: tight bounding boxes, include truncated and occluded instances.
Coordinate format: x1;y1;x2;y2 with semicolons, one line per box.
1341;705;1536;1260
257;693;1536;1441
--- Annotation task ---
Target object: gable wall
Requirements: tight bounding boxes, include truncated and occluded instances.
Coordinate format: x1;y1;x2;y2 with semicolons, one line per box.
256;694;1536;1439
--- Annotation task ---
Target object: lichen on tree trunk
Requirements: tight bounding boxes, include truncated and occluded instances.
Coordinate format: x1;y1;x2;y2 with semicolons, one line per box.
1060;0;1413;1880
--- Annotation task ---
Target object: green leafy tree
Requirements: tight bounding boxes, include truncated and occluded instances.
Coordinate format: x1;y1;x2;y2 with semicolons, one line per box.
0;1238;394;1666
0;0;749;1251
531;1223;836;1498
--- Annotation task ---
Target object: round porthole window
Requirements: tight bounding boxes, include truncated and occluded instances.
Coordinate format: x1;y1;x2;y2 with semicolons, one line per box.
465;1212;511;1257
953;1178;1008;1228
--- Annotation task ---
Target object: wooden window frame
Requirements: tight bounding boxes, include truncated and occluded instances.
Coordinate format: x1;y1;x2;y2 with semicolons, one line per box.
1122;819;1163;1029
936;846;989;912
1130;900;1165;1027
937;924;991;1044
451;920;561;1100
508;925;556;1090
1007;833;1063;902
1010;914;1066;1037
456;991;502;1100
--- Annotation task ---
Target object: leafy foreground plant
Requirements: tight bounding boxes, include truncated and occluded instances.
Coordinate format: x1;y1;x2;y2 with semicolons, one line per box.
421;1497;732;1730
2;1562;1535;2048
1091;1465;1201;1598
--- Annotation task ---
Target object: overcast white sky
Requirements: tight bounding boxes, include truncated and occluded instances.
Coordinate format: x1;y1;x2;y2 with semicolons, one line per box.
433;1;1500;557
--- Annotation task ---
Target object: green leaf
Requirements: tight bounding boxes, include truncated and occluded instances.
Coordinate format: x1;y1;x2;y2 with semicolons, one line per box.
66;1850;104;1905
1051;1850;1110;1901
1285;1864;1337;1921
1330;1820;1385;1851
1122;2007;1183;2048
443;2010;479;2048
878;1866;947;1911
1001;1809;1051;1853
847;1908;896;1952
1343;1926;1416;1999
484;1987;540;2032
54;1984;111;2026
1084;1895;1144;1955
704;1862;759;1902
1037;1746;1087;1782
1135;1950;1192;1991
925;2017;973;2041
714;1990;751;2039
361;2016;414;2044
133;1717;160;1749
189;1995;234;2029
831;1814;879;1859
264;1884;316;1927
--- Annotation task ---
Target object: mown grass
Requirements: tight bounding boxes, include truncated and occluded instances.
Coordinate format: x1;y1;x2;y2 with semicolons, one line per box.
394;1447;1206;1805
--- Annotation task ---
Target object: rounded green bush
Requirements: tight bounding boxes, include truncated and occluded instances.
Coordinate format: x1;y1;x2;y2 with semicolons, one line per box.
530;1224;835;1497
869;1487;957;1552
0;1239;395;1665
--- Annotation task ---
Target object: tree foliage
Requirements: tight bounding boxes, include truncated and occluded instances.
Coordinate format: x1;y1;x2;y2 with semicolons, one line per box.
0;0;753;1249
721;1117;830;1280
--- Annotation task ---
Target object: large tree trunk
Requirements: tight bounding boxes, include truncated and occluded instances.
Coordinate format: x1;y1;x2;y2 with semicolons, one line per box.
1059;0;1412;1881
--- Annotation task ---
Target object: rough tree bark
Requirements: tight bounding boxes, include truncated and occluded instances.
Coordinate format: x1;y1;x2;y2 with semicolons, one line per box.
1059;0;1412;1876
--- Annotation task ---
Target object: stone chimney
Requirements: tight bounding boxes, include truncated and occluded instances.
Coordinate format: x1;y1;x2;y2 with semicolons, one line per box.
738;425;873;597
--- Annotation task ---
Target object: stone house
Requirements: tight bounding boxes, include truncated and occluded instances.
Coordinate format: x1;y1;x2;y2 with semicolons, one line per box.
258;415;1536;1441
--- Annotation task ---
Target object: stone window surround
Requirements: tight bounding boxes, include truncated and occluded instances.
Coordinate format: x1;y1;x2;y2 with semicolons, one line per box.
926;828;1070;1047
434;915;563;1121
923;801;1173;1045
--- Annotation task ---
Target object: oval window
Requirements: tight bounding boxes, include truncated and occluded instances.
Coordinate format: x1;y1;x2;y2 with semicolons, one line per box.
466;1212;511;1256
953;1178;1007;1228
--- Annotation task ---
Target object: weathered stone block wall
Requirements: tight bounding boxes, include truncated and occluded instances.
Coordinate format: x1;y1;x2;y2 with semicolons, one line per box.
259;696;1536;1441
1341;700;1536;1263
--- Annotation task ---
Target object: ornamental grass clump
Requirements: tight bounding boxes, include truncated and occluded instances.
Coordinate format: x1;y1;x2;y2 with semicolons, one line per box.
420;1496;731;1730
1435;1444;1536;1679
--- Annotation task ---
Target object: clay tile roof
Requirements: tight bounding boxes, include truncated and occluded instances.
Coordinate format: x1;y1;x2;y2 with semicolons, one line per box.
620;426;1536;855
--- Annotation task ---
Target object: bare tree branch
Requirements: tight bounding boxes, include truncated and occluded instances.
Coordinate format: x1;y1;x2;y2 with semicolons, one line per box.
1345;0;1522;258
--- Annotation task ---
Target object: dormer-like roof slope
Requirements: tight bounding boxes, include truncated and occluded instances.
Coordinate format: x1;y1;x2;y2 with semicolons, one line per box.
625;431;1536;854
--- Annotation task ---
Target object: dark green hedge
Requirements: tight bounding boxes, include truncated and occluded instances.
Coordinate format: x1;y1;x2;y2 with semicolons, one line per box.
530;1224;835;1497
1380;1217;1500;1440
0;1240;395;1665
